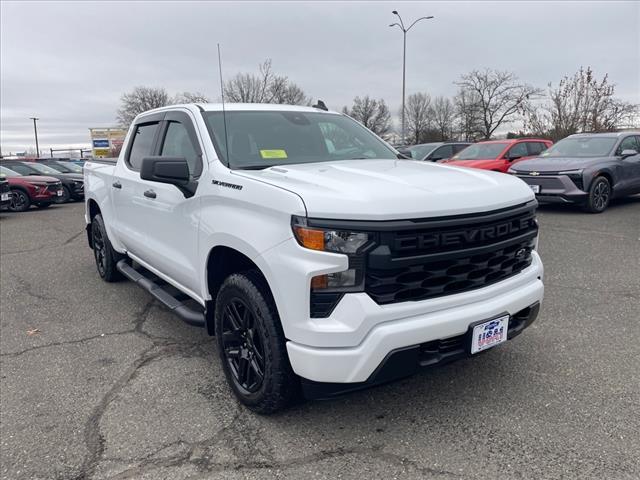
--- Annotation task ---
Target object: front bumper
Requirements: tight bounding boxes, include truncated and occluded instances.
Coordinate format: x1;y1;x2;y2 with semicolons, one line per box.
515;174;587;204
301;302;540;399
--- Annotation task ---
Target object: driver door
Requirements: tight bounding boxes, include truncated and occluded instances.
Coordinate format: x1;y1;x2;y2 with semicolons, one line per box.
616;135;640;193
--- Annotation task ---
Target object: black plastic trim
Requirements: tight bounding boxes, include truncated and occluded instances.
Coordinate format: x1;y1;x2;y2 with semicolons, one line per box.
116;260;205;327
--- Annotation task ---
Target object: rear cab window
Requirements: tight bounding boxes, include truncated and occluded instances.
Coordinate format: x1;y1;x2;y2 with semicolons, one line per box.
127;122;160;170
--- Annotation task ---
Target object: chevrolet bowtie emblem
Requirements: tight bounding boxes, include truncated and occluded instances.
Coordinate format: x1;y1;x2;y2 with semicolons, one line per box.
530;171;540;176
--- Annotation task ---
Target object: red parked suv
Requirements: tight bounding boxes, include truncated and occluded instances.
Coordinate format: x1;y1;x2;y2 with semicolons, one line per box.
0;166;63;212
442;138;552;173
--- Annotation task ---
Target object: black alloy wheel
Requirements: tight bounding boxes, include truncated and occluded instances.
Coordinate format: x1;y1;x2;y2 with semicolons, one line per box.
585;176;611;213
221;297;266;394
92;220;107;277
9;190;30;212
56;186;70;204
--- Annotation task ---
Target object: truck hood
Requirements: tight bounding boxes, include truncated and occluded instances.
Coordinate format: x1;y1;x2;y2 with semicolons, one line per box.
512;156;608;172
234;159;534;220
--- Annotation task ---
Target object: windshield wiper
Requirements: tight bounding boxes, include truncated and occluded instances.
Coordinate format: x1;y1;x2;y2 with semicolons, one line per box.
235;164;272;170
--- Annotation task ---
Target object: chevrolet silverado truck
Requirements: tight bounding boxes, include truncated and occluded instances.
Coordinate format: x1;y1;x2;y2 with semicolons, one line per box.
84;103;544;413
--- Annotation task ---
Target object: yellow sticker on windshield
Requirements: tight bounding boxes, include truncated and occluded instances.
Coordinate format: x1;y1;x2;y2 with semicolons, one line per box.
260;149;288;159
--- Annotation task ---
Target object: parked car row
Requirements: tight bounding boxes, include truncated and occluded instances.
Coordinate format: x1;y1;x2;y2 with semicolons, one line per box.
400;131;640;212
0;159;84;212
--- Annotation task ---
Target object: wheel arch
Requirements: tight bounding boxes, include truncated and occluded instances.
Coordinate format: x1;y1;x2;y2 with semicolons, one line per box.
85;198;101;249
204;244;279;336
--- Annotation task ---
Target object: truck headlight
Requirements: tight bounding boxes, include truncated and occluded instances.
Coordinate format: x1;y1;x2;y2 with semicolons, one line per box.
291;216;369;254
291;215;369;292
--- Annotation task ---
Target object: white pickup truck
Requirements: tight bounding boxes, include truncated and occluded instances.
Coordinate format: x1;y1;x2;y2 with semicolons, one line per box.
85;103;544;413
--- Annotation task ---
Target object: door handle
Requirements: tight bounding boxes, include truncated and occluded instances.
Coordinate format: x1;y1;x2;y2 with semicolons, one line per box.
112;181;122;189
144;189;157;199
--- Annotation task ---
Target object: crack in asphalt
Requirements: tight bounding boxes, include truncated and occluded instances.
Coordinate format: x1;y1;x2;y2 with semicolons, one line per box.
100;441;461;479
65;301;213;480
1;229;85;255
9;273;58;302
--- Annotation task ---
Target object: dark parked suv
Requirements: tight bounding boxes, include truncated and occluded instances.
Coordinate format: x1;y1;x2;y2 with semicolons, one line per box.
1;160;84;203
509;132;640;213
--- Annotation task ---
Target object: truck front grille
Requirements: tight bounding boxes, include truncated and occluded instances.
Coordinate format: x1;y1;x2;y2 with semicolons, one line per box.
364;202;538;305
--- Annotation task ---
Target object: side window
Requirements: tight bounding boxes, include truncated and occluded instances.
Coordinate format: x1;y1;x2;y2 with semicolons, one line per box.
617;136;638;155
507;142;528;159
4;164;32;175
454;144;469;154
160;122;199;175
429;145;454;160
128;122;159;170
527;142;546;156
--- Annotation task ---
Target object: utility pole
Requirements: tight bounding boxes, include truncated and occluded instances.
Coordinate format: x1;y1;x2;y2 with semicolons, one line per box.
30;117;40;157
389;11;434;144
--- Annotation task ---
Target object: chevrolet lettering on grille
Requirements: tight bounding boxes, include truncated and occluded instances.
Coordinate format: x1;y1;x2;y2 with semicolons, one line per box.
394;216;536;251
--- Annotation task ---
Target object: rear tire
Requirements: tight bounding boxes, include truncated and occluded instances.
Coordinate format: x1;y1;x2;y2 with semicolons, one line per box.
9;189;30;212
215;270;298;414
583;176;611;213
91;214;123;282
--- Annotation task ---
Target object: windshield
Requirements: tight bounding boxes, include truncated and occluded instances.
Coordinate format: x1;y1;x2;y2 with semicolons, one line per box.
202;110;397;169
58;161;83;172
406;143;440;160
452;143;508;160
2;163;37;175
0;166;20;177
27;163;60;175
541;137;617;158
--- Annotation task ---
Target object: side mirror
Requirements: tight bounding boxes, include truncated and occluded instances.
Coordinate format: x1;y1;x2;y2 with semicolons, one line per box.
397;148;412;159
506;154;521;161
140;156;197;197
620;149;638;158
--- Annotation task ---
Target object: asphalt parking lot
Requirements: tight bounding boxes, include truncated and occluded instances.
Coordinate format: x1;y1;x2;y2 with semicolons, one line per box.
1;199;639;480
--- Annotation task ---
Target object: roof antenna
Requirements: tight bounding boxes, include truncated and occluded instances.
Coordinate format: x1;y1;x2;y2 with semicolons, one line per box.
217;43;230;166
312;99;328;111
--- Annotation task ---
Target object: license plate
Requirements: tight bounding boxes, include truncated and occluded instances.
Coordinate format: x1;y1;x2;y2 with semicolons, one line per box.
57;190;63;196
0;193;9;201
471;315;509;354
529;184;540;193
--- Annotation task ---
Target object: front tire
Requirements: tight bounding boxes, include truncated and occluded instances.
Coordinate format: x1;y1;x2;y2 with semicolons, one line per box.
91;214;123;282
56;186;71;204
215;271;298;414
583;176;611;213
9;189;30;212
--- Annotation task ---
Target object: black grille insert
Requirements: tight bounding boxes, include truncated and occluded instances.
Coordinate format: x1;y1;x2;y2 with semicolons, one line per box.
365;203;537;305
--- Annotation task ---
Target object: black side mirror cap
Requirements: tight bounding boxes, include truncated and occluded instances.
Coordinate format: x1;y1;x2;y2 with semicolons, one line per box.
140;156;197;197
620;149;638;158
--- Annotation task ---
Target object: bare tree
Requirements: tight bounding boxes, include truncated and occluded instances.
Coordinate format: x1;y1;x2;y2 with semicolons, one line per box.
223;59;310;105
456;69;541;139
404;93;431;144
269;76;310;105
116;86;171;126
429;96;456;141
453;88;483;141
525;67;639;140
173;91;210;104
343;96;391;136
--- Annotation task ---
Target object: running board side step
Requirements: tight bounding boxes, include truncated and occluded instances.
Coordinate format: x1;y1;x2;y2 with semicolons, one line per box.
116;260;205;328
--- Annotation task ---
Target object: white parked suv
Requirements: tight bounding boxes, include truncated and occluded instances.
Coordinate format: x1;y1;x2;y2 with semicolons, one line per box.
84;103;544;413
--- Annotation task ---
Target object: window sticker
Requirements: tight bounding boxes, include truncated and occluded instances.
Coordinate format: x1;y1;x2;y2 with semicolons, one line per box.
260;149;288;159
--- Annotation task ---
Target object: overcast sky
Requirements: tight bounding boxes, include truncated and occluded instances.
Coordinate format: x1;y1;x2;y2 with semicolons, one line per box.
1;0;638;153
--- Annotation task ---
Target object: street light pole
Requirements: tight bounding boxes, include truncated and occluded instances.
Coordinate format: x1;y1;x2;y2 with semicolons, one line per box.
30;117;40;157
389;11;434;145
